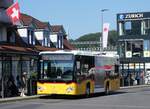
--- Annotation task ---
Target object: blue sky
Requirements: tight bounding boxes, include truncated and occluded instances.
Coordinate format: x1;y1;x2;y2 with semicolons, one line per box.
16;0;150;39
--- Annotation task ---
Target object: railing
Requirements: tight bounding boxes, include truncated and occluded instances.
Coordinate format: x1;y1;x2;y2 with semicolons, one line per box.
71;41;117;51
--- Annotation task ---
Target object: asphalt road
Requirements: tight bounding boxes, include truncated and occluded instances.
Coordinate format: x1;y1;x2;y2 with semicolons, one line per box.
1;87;150;109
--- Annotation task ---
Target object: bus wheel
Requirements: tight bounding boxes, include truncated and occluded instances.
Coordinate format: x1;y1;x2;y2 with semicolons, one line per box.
105;83;109;95
85;84;90;97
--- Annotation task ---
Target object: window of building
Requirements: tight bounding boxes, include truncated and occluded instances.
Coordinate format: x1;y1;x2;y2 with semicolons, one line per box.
118;41;125;57
144;40;150;50
0;27;7;42
144;20;150;35
43;31;50;47
118;20;142;36
45;36;48;46
28;29;35;45
132;41;143;57
132;20;141;35
42;37;44;46
31;31;35;45
127;41;132;51
125;21;131;30
7;30;15;43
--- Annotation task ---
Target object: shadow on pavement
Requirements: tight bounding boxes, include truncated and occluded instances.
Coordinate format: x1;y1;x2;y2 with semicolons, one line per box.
39;91;127;100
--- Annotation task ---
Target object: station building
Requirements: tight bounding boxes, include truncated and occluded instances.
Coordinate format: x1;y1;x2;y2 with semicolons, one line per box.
0;0;75;98
117;12;150;86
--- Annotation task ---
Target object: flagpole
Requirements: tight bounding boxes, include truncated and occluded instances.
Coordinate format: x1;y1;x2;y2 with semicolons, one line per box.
100;9;109;51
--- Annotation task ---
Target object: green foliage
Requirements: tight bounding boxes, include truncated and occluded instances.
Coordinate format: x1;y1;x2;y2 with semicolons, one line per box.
68;39;75;42
108;30;118;46
76;32;101;41
72;30;117;46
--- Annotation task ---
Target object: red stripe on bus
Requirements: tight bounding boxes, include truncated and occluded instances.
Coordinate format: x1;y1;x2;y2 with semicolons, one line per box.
95;65;113;70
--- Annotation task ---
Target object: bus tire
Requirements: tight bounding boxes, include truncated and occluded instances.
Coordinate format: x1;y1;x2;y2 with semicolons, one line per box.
105;82;109;95
85;83;90;97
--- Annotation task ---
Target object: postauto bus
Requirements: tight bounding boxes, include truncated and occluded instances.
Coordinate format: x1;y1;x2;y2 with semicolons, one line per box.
37;50;120;96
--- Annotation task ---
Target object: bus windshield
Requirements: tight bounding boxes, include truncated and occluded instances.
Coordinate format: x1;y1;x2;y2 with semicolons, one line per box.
40;54;74;81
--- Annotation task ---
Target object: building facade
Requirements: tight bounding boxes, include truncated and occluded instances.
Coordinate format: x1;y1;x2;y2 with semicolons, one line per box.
117;12;150;86
0;12;56;97
0;0;75;98
50;25;66;49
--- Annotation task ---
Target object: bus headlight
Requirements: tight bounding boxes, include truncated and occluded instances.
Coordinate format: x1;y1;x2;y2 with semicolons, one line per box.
66;87;74;93
37;86;45;91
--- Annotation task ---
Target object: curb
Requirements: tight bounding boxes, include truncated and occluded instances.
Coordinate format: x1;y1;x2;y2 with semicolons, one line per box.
0;95;45;103
120;84;150;90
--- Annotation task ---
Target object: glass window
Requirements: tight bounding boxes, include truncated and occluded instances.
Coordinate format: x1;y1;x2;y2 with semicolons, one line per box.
144;40;150;50
125;21;133;35
118;20;142;36
132;41;143;57
132;20;141;35
22;60;30;77
28;30;34;45
43;31;49;47
40;54;74;81
118;42;125;57
145;20;150;35
27;29;30;44
41;60;74;81
127;41;132;51
141;21;146;35
7;30;15;43
31;31;34;45
125;21;131;30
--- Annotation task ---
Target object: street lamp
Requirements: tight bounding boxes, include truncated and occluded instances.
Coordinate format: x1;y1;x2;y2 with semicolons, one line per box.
100;9;109;51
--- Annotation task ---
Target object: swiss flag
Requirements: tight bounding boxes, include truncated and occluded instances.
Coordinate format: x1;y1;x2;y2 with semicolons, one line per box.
6;2;20;25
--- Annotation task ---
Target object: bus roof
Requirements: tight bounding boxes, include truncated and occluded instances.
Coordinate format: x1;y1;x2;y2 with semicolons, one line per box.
39;50;119;58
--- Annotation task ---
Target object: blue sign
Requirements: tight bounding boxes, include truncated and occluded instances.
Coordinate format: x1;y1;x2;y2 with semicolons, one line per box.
119;14;125;20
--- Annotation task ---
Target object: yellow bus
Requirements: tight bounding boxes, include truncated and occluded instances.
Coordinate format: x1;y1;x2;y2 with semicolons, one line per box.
37;50;120;96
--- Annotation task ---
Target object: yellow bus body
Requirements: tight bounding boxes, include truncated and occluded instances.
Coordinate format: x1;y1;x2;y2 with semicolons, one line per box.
37;78;120;95
104;78;120;92
37;80;95;95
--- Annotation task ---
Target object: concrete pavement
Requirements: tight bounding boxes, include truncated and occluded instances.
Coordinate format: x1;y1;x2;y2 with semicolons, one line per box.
120;84;150;89
0;95;45;103
0;84;150;103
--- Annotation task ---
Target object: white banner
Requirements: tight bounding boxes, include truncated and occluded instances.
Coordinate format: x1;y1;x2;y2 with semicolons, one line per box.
102;23;109;48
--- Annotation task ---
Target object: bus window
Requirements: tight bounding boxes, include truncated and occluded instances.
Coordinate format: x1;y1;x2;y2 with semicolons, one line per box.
76;61;80;70
81;64;89;75
115;65;119;74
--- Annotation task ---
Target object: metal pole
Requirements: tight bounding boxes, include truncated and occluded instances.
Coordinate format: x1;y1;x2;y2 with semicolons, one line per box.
1;55;4;98
101;11;103;51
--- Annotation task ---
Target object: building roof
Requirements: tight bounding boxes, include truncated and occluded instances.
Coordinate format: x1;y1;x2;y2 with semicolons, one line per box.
51;25;62;32
51;25;66;33
20;13;50;30
34;19;49;29
0;45;38;55
63;38;76;50
34;45;58;52
0;13;74;55
20;13;33;26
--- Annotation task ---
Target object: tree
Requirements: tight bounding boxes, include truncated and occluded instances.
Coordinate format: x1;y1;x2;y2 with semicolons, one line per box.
70;30;117;46
76;32;101;41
